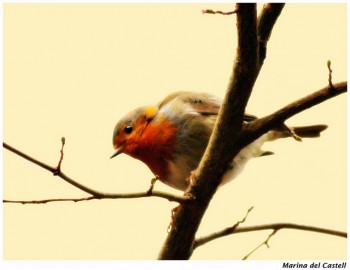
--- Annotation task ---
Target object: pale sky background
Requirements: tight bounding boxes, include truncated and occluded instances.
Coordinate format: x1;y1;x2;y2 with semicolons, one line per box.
2;2;347;265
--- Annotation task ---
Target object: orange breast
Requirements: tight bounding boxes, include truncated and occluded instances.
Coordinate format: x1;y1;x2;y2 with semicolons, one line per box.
130;117;178;181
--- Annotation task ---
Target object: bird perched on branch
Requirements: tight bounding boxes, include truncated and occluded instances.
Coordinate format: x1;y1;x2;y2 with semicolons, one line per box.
111;91;327;191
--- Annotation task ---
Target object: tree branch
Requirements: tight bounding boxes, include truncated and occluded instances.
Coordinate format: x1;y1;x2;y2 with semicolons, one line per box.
3;189;187;204
202;9;238;16
193;207;254;249
242;229;277;260
53;137;65;175
257;3;285;68
327;60;334;88
3;197;96;204
3;142;188;204
242;81;347;145
194;222;347;251
241;223;347;260
158;4;260;260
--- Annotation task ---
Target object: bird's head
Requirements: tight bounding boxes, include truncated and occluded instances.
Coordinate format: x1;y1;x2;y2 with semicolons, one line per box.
110;106;159;159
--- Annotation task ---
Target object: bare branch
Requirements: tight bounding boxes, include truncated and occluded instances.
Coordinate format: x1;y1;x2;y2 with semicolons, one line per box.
257;4;285;67
241;223;347;260
3;142;188;204
3;196;96;204
158;4;260;260
146;175;159;196
234;223;347;238
193;221;346;257
202;9;238;16
3;191;189;204
243;229;277;260
53;137;65;175
3;142;54;173
282;123;302;142
193;207;254;249
327;60;334;88
3;189;188;204
243;81;347;145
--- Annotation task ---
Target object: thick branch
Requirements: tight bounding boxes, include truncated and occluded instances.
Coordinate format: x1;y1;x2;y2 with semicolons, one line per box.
158;4;259;260
158;3;346;259
257;3;285;67
3;142;187;204
192;4;259;195
194;223;347;250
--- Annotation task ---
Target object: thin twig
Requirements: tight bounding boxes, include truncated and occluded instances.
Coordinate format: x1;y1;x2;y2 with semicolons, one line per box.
242;229;277;260
202;9;238;15
282;123;302;142
2;190;188;204
234;223;347;238
147;175;159;196
193;222;346;258
327;60;334;88
3;142;54;172
193;206;254;249
3;196;96;204
3;142;188;204
53;137;65;175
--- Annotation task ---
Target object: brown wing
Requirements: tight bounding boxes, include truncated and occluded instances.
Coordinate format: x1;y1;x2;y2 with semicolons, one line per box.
159;91;221;116
159;91;257;119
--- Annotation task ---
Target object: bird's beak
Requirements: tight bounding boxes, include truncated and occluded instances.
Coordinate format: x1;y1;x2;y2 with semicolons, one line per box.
110;146;124;159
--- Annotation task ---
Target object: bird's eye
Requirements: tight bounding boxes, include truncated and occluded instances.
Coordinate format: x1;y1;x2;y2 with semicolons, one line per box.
124;125;133;134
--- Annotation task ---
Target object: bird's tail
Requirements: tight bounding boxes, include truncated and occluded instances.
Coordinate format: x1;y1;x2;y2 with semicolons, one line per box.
292;124;328;138
260;124;328;156
273;124;328;139
222;124;328;185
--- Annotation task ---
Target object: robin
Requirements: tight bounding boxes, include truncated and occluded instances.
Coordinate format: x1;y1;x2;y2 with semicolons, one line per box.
111;91;327;191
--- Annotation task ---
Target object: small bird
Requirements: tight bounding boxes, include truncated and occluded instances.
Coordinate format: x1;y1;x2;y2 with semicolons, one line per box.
111;91;327;191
